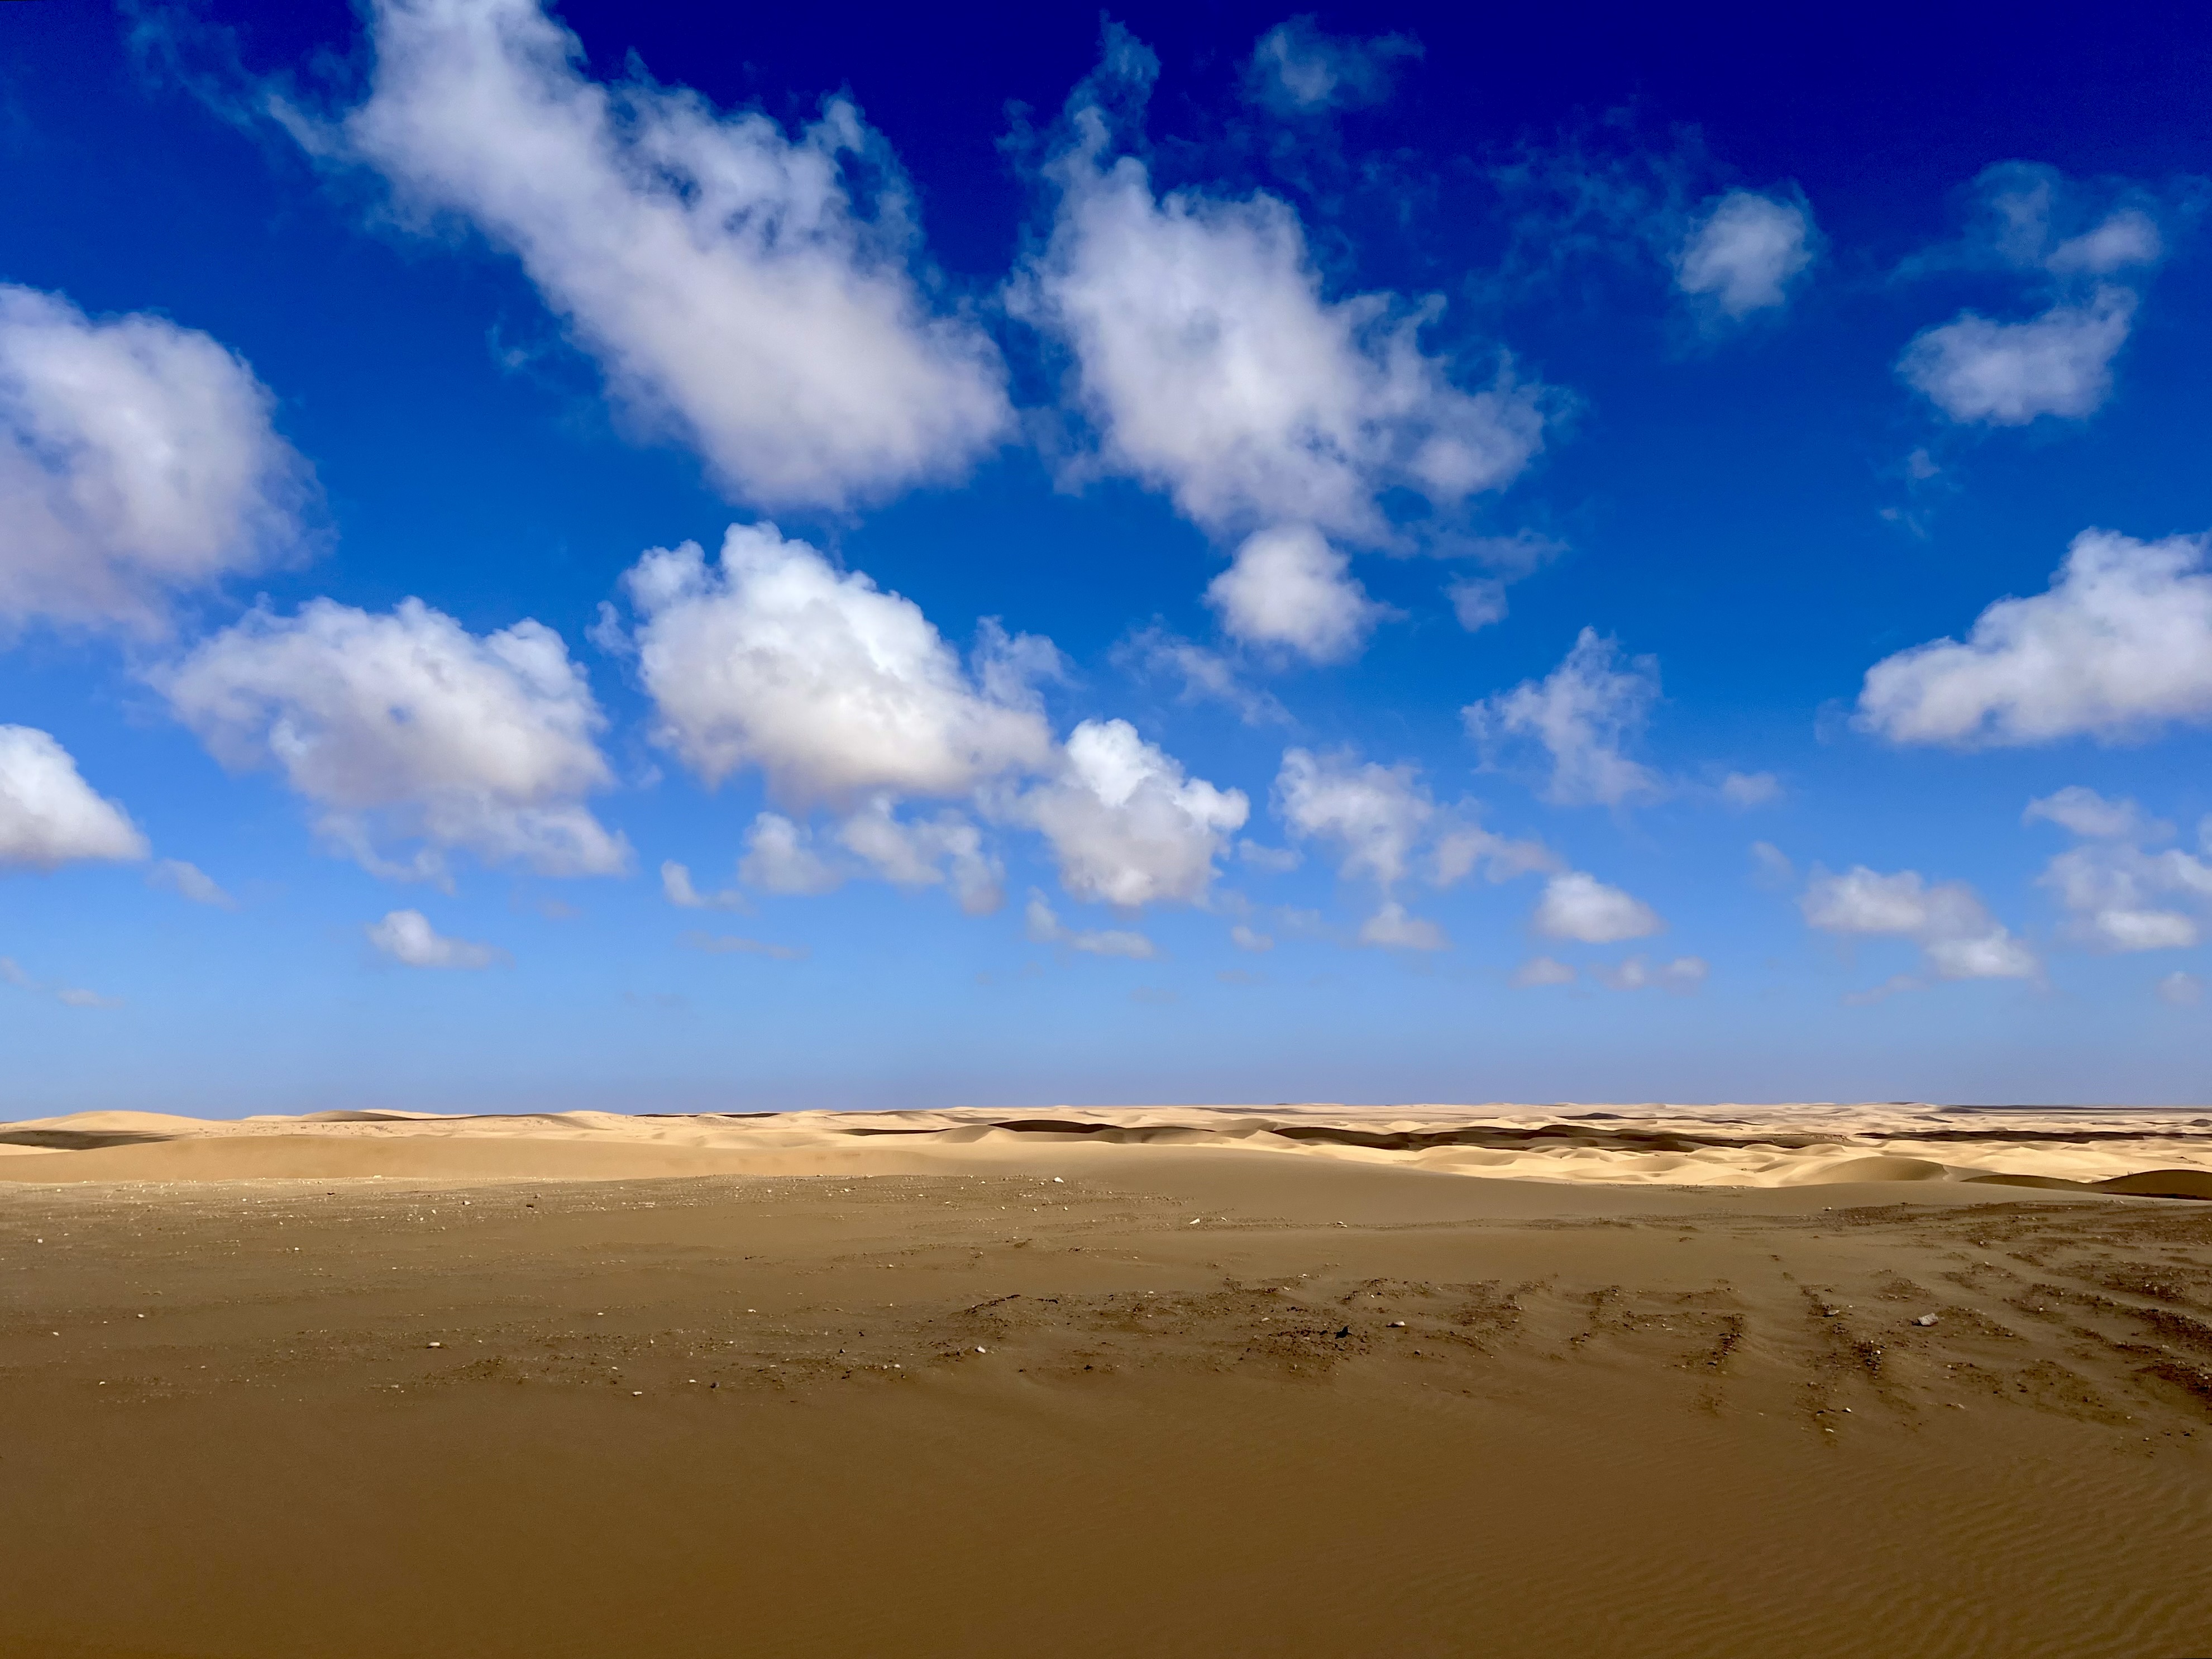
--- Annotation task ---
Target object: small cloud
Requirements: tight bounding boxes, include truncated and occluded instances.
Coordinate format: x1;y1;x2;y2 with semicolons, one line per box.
1230;923;1274;952
1719;770;1781;809
1843;972;1927;1007
661;859;748;910
1448;578;1508;633
148;858;235;908
1359;900;1447;951
679;930;807;962
1511;955;1576;987
1129;985;1178;1006
55;986;125;1009
1117;628;1289;726
366;909;506;970
2024;785;2162;841
1217;968;1263;985
2157;970;2203;1007
1533;871;1663;943
1023;890;1155;959
1245;15;1421;114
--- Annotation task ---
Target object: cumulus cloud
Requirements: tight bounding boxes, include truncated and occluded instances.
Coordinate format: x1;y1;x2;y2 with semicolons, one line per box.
736;812;844;897
1750;840;1796;889
1533;871;1664;943
835;797;1002;914
1244;16;1420;114
163;597;624;883
0;725;149;871
1899;287;2134;425
1594;955;1708;993
1275;747;1556;916
2026;786;2212;951
1464;628;1662;805
1856;528;2212;746
1015;29;1545;551
1024;890;1155;958
330;0;1006;510
1205;524;1386;662
619;525;1054;806
1275;748;1432;887
1230;923;1274;952
1511;955;1576;987
1015;719;1248;908
1895;164;2187;427
1800;866;2037;982
1358;899;1446;951
1673;189;1816;318
366;908;505;969
149;859;234;907
0;284;308;633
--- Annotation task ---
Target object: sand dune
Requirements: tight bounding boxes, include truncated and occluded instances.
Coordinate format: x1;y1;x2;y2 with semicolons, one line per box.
3;1101;2209;1196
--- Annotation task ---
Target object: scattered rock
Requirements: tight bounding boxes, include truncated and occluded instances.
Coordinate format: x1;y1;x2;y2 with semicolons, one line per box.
1914;1313;1939;1327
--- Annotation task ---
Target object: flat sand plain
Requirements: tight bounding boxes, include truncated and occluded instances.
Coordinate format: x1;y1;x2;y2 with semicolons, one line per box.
2;1103;2209;1658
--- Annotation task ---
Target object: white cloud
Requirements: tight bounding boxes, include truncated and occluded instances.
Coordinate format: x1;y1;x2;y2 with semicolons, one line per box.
1448;576;1508;633
366;908;504;969
1533;871;1664;943
1800;866;2037;981
54;986;124;1010
1014;33;1545;547
1899;286;2133;425
1206;524;1385;663
1595;955;1708;993
660;859;745;911
1023;890;1155;958
1230;923;1274;952
1856;528;2212;746
620;525;1054;807
1358;900;1446;951
1275;747;1431;887
1275;747;1555;917
0;726;149;871
1511;955;1576;987
835;797;1002;915
335;0;1007;511
1430;818;1560;887
1464;628;1662;805
1244;17;1420;113
2024;785;2158;841
1673;189;1815;317
1719;770;1781;808
679;930;806;961
149;859;233;907
2027;788;2212;952
737;812;844;897
164;597;624;883
2157;970;2203;1008
0;284;309;635
1015;718;1248;908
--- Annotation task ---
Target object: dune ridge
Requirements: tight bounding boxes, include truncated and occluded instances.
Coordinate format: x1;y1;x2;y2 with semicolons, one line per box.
2;1102;2208;1196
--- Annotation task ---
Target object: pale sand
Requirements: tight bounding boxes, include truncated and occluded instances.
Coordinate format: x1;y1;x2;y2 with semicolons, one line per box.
1;1104;2208;1656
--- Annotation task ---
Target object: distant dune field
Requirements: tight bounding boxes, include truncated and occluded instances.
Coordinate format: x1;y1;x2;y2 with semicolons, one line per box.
1;1104;2208;1657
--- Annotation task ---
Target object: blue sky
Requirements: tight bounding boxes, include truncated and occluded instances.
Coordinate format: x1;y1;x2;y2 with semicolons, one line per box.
5;0;2212;1114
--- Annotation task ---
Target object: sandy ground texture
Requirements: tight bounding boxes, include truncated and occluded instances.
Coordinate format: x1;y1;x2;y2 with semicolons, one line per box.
1;1104;2209;1658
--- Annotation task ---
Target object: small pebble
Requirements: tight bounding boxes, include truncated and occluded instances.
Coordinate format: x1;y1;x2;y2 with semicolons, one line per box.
1914;1313;1939;1327
1388;1320;1407;1328
427;1341;442;1348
